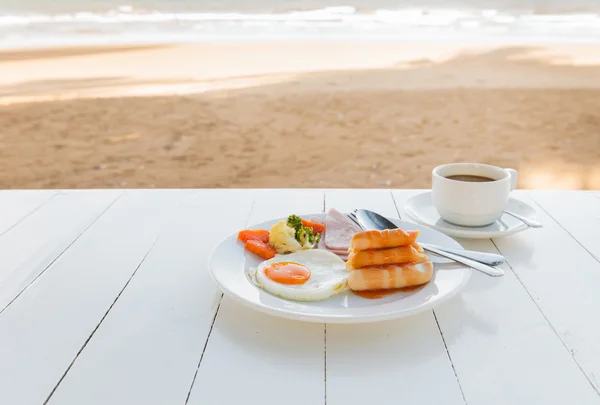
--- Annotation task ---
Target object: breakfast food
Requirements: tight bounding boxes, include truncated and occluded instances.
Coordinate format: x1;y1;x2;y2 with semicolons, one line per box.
254;250;348;301
318;237;350;260
240;210;433;302
324;208;362;250
269;214;321;254
238;229;270;243
244;240;277;260
346;245;426;268
239;214;325;259
347;261;433;291
350;229;419;251
314;209;361;260
346;228;433;297
301;219;325;234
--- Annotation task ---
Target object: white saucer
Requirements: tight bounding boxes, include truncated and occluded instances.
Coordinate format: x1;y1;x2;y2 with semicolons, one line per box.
404;192;539;239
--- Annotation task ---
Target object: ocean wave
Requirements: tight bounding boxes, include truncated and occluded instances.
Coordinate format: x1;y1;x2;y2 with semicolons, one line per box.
2;5;600;44
2;6;599;27
520;13;600;23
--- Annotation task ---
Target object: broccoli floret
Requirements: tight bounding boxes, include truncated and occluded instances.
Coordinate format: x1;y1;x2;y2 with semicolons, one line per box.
297;227;308;245
296;225;315;245
287;214;318;246
287;214;303;230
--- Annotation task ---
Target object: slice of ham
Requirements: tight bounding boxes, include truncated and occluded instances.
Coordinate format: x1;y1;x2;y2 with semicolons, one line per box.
310;211;355;261
318;233;348;254
324;208;362;251
317;223;349;260
318;237;348;260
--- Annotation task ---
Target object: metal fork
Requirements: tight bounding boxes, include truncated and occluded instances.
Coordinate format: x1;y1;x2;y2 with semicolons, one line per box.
346;210;363;230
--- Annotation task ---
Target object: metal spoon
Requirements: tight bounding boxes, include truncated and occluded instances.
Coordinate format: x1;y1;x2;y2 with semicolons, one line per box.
350;209;505;266
503;210;543;228
350;209;505;277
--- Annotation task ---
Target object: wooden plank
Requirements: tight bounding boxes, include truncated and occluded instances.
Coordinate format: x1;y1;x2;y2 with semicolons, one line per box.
0;190;57;235
393;190;600;405
0;190;183;405
529;191;600;260
44;190;254;405
490;191;600;398
0;190;122;311
187;189;326;405
324;189;464;405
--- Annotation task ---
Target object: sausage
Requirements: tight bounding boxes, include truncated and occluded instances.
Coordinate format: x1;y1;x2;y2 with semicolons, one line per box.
347;260;433;291
350;229;419;250
346;245;426;268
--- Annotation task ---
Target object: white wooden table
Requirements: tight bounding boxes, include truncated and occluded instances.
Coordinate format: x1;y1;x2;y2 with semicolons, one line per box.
0;189;599;405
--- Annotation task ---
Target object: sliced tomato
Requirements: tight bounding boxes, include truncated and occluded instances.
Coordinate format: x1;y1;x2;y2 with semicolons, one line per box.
244;240;277;260
238;229;270;243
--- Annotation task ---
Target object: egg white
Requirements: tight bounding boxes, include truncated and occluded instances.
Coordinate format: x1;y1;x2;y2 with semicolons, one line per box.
254;250;348;302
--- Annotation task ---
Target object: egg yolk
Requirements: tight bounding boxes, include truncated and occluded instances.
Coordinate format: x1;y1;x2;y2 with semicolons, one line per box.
264;262;311;285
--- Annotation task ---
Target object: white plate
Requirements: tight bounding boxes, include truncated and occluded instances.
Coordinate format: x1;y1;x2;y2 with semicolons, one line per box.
208;214;471;323
404;191;538;239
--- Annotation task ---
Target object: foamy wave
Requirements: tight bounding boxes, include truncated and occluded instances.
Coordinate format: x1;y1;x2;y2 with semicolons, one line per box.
521;13;600;23
0;7;364;26
2;7;599;27
2;5;600;45
374;9;471;25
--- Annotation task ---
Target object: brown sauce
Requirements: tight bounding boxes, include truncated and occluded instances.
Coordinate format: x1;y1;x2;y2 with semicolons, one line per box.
353;285;424;299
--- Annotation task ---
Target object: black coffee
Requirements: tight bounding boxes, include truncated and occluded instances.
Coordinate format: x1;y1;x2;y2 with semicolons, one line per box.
446;174;495;182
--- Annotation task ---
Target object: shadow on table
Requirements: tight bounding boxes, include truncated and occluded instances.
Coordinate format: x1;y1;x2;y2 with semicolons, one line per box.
217;294;496;367
437;294;498;335
493;232;538;272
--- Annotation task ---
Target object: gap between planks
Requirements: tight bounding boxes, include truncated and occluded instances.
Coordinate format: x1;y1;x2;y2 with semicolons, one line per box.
0;192;123;316
432;311;467;404
391;190;467;405
0;192;59;238
41;194;186;405
500;193;600;396
528;194;600;265
184;299;223;405
185;191;328;405
184;199;256;405
42;234;162;405
491;238;600;397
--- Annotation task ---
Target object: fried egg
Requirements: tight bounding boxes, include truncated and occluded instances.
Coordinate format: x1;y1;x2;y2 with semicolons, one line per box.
254;250;348;302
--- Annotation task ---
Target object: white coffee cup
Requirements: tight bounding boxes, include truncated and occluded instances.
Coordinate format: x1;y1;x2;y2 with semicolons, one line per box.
432;163;518;227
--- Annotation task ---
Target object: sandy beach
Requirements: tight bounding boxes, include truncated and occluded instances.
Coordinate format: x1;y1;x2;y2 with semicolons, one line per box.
1;41;600;189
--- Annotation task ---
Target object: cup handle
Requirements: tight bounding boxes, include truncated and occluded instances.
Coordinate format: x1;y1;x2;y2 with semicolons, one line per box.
505;168;518;190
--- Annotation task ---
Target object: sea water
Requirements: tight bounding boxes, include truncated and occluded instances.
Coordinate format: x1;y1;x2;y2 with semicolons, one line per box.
1;0;600;48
